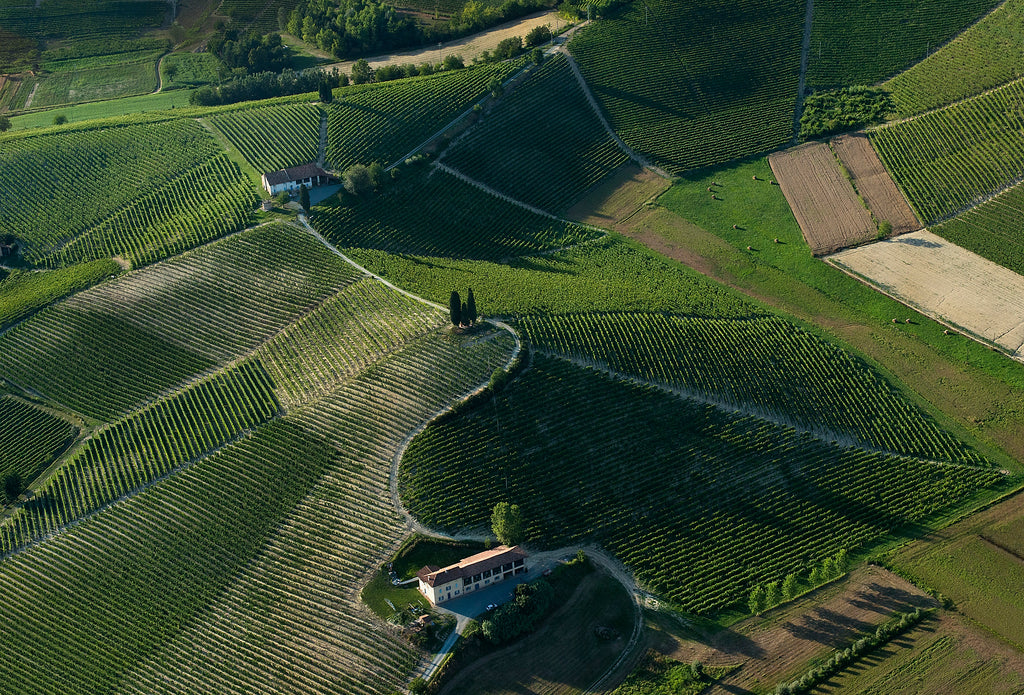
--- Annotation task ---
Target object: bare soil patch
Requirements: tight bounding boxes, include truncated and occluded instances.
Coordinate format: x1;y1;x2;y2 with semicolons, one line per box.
827;230;1024;359
658;565;937;694
566;163;671;230
769;142;875;255
320;11;560;75
832;132;921;234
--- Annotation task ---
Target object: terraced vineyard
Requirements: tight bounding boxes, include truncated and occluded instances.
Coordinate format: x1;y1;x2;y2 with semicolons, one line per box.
312;168;600;259
0;224;358;419
124;331;515;694
806;0;1001;88
0;363;280;555
521;313;986;465
65;223;361;362
325;61;523;170
443;54;628;213
0;119;248;266
209;103;323;173
0;396;77;491
52;155;257;268
932;181;1024;277
884;0;1024;117
0;328;515;694
869;79;1024;224
400;354;1002;614
568;0;804;173
256;277;445;406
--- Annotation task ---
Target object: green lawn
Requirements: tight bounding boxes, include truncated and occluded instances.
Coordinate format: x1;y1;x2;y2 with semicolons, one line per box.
9;90;193;130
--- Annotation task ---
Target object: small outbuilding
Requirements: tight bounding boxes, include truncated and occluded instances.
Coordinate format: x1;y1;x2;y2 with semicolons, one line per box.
261;163;331;195
416;545;528;605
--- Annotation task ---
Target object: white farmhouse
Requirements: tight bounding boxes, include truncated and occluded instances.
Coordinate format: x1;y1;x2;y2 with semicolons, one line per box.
261;163;331;195
416;545;528;605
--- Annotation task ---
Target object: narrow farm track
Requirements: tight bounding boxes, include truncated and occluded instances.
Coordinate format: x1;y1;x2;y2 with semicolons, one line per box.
560;48;669;179
433;162;559;218
794;0;814;140
317;108;327;167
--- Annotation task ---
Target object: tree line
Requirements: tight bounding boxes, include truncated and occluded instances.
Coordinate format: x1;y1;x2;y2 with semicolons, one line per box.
282;0;551;60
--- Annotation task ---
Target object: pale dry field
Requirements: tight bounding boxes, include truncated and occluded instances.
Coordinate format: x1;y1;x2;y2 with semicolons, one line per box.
769;142;875;255
832;132;921;235
828;230;1024;360
319;11;561;75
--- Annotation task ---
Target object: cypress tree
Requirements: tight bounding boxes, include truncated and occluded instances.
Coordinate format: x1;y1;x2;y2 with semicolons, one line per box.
449;290;461;327
466;288;477;324
299;183;310;212
461;301;468;326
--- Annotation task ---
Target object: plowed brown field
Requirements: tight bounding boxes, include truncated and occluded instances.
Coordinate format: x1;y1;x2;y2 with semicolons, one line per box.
832;132;921;234
769;142;875;255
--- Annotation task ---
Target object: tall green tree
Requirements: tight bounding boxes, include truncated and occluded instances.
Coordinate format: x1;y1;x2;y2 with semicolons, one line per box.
0;115;12;133
3;472;22;504
748;584;766;614
299;183;310;212
318;80;333;103
782;572;799;601
449;290;462;327
765;581;781;608
466;288;477;324
491;501;525;545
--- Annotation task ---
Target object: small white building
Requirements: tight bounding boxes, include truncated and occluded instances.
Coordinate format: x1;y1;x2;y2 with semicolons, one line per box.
416;545;528;605
261;163;331;195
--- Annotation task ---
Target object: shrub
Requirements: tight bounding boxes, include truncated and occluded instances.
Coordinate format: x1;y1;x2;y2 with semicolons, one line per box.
525;24;552;47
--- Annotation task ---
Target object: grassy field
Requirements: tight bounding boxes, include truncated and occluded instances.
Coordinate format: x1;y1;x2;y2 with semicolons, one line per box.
8;91;193;130
814;612;1024;695
888;491;1024;649
27;54;160;109
160;52;222;90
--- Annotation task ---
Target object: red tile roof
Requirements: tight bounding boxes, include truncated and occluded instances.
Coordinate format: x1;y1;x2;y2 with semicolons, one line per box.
416;545;527;587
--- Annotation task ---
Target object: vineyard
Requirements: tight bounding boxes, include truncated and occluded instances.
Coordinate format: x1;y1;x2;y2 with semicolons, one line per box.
256;277;445;406
0;119;248;267
0;396;77;491
568;0;804;173
51;155;257;268
869;79;1024;224
520;313;987;466
62;223;361;362
325;61;523;171
932;181;1024;277
0;328;514;694
806;0;1001;89
0;0;166;41
884;0;1024;117
209;103;322;174
312;168;600;260
349;235;753;318
0;224;359;420
442;54;628;214
0;363;280;555
0;259;120;329
400;354;1002;614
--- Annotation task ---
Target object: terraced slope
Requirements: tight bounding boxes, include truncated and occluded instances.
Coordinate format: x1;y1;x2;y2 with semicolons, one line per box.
0;396;77;491
869;79;1024;224
806;0;1001;89
0;329;515;695
443;54;628;214
569;0;804;174
209;102;322;173
325;62;524;170
0;120;255;267
520;313;986;465
312;168;599;260
885;0;1024;117
401;354;1000;615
